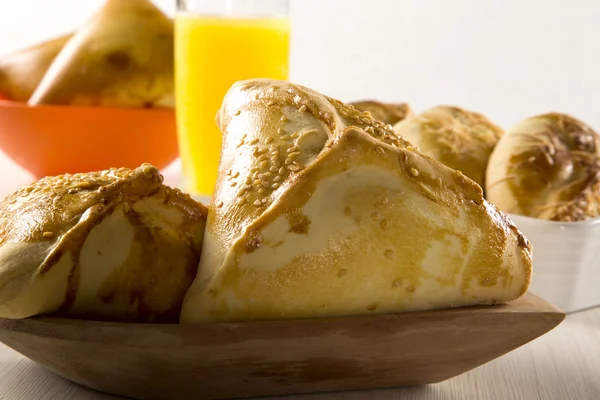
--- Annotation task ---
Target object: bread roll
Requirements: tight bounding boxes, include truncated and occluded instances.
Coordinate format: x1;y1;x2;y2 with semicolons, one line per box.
486;113;600;221
180;79;532;323
350;100;411;125
393;106;504;188
0;164;207;322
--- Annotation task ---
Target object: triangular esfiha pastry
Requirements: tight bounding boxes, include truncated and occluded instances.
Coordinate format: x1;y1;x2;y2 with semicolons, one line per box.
180;79;532;323
0;164;207;322
0;33;71;101
28;0;174;107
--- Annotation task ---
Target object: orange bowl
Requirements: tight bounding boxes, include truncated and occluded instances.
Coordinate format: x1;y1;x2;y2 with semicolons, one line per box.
0;100;179;178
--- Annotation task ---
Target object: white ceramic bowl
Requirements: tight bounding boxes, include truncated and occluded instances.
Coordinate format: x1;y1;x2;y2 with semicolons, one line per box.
508;214;600;313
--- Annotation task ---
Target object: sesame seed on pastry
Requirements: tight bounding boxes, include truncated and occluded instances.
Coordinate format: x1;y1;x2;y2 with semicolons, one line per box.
394;106;504;189
180;79;532;323
0;164;207;322
350;100;412;126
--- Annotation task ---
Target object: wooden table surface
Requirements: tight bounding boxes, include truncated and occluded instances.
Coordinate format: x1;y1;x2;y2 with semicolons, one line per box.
0;306;596;400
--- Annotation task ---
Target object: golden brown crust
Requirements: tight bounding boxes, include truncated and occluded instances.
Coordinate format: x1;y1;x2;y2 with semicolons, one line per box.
181;79;532;323
486;113;600;221
209;80;416;254
0;165;161;246
394;106;504;188
0;164;207;322
350;100;412;125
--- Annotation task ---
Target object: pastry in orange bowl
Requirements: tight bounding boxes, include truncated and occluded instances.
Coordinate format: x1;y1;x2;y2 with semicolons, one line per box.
0;34;72;102
28;0;174;108
0;0;178;178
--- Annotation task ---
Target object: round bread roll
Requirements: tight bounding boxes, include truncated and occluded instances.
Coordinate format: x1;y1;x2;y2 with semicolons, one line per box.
486;113;600;221
393;106;504;188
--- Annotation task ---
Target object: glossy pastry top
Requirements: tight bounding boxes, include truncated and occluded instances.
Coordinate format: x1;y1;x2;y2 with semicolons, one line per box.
394;106;504;188
181;79;532;323
0;164;207;322
2;164;162;245
206;79;415;254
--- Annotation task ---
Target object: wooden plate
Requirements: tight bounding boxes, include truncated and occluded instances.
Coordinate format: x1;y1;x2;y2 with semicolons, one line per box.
0;293;564;400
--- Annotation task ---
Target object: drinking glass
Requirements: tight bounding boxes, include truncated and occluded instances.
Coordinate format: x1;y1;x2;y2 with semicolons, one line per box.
175;0;290;198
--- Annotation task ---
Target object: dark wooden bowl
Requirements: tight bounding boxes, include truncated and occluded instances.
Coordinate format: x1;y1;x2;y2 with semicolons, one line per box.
0;292;564;400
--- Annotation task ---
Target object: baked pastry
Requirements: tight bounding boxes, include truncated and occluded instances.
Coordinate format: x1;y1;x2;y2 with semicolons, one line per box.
393;106;504;188
486;113;600;221
28;0;174;107
0;164;206;322
180;79;532;323
0;34;71;101
350;100;411;125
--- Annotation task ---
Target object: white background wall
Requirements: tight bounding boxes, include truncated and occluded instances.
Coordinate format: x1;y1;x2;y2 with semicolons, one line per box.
0;0;599;189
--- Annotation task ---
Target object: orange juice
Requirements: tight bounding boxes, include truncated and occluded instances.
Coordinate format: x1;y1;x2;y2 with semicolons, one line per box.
175;15;290;196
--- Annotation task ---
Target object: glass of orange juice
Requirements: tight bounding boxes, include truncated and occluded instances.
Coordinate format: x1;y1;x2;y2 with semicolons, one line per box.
175;0;290;198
